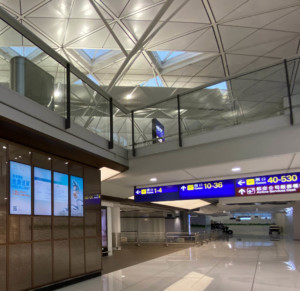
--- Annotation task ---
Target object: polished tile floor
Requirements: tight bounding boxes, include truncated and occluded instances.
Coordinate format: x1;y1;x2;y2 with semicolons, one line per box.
60;236;300;291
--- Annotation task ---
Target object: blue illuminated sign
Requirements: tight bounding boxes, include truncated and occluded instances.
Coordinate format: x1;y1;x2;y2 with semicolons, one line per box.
236;172;300;196
135;179;235;202
135;185;179;202
135;172;300;203
180;179;235;199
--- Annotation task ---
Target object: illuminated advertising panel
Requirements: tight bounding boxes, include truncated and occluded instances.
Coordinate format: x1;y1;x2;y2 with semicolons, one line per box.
54;172;69;216
10;161;31;215
34;167;51;215
101;208;107;248
70;175;83;216
152;119;165;143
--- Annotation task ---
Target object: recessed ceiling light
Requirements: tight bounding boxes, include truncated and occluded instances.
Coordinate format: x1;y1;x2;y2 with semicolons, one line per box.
150;177;157;182
232;167;241;172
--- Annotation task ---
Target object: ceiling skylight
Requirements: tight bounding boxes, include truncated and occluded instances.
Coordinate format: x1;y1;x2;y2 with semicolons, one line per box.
141;76;164;87
82;49;110;61
87;74;100;85
207;81;227;91
156;51;185;63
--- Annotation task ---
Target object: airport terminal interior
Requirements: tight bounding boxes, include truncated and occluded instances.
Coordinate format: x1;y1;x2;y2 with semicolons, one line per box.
0;0;300;290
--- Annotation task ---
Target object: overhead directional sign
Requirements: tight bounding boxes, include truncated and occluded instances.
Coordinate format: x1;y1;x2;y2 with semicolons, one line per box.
134;185;179;202
134;172;300;203
180;179;235;199
235;172;300;197
134;179;235;202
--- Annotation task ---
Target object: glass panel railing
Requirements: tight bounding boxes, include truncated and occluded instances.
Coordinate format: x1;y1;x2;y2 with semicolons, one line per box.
70;73;110;141
133;98;179;148
0;22;66;118
113;105;132;149
287;59;300;111
231;62;288;124
180;80;235;137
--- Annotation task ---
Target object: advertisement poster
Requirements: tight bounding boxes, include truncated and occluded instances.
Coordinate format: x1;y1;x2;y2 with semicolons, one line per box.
101;208;107;248
54;172;69;216
10;161;31;215
34;167;52;215
70;175;83;216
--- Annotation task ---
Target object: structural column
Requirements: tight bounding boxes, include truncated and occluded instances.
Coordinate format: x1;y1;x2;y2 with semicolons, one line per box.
112;205;121;250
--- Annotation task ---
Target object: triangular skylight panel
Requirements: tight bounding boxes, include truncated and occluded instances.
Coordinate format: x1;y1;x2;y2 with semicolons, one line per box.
141;76;164;87
156;51;186;63
10;46;39;57
83;49;110;60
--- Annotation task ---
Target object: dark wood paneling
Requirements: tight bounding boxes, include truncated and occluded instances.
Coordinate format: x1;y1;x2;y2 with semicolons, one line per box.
0;117;128;172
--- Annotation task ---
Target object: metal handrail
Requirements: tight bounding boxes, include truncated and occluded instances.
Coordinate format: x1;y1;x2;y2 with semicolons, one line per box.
132;55;300;112
0;6;129;114
0;4;298;153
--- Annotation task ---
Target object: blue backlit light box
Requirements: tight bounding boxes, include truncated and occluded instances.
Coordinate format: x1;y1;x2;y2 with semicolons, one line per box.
152;119;165;143
10;161;31;215
34;167;52;215
54;172;69;216
71;175;84;216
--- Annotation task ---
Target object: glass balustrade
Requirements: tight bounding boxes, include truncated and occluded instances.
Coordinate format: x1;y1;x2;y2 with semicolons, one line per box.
0;10;298;154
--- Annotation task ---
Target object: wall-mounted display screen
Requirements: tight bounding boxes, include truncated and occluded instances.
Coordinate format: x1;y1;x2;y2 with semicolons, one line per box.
70;175;84;217
10;161;31;215
34;167;52;215
54;172;69;216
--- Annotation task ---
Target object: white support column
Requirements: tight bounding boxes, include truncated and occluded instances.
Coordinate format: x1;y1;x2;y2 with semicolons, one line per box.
106;206;113;256
112;206;121;250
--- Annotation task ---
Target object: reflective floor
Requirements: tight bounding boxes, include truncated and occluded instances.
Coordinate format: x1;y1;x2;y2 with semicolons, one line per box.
60;236;300;291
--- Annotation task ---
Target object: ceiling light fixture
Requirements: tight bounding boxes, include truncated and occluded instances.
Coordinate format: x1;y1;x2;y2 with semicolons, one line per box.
232;167;241;172
150;177;157;182
125;94;132;100
100;167;121;181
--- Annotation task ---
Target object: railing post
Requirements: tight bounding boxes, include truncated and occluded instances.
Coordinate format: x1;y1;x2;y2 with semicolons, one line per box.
109;98;114;149
65;63;71;129
284;59;294;125
131;111;136;156
177;95;182;147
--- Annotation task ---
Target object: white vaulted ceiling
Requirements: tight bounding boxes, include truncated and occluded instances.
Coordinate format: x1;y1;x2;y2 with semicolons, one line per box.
0;0;299;95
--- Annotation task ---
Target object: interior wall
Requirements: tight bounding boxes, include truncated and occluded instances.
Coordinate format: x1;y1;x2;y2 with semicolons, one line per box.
0;139;102;291
293;203;300;240
121;217;165;233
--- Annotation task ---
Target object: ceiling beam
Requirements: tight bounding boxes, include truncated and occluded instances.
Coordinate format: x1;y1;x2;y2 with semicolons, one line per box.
89;0;128;57
106;0;174;92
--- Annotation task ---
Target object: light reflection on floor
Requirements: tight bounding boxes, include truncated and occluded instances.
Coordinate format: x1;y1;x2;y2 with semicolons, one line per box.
60;236;300;291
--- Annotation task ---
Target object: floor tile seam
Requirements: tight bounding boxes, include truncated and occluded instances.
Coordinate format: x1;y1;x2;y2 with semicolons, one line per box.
250;248;262;291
